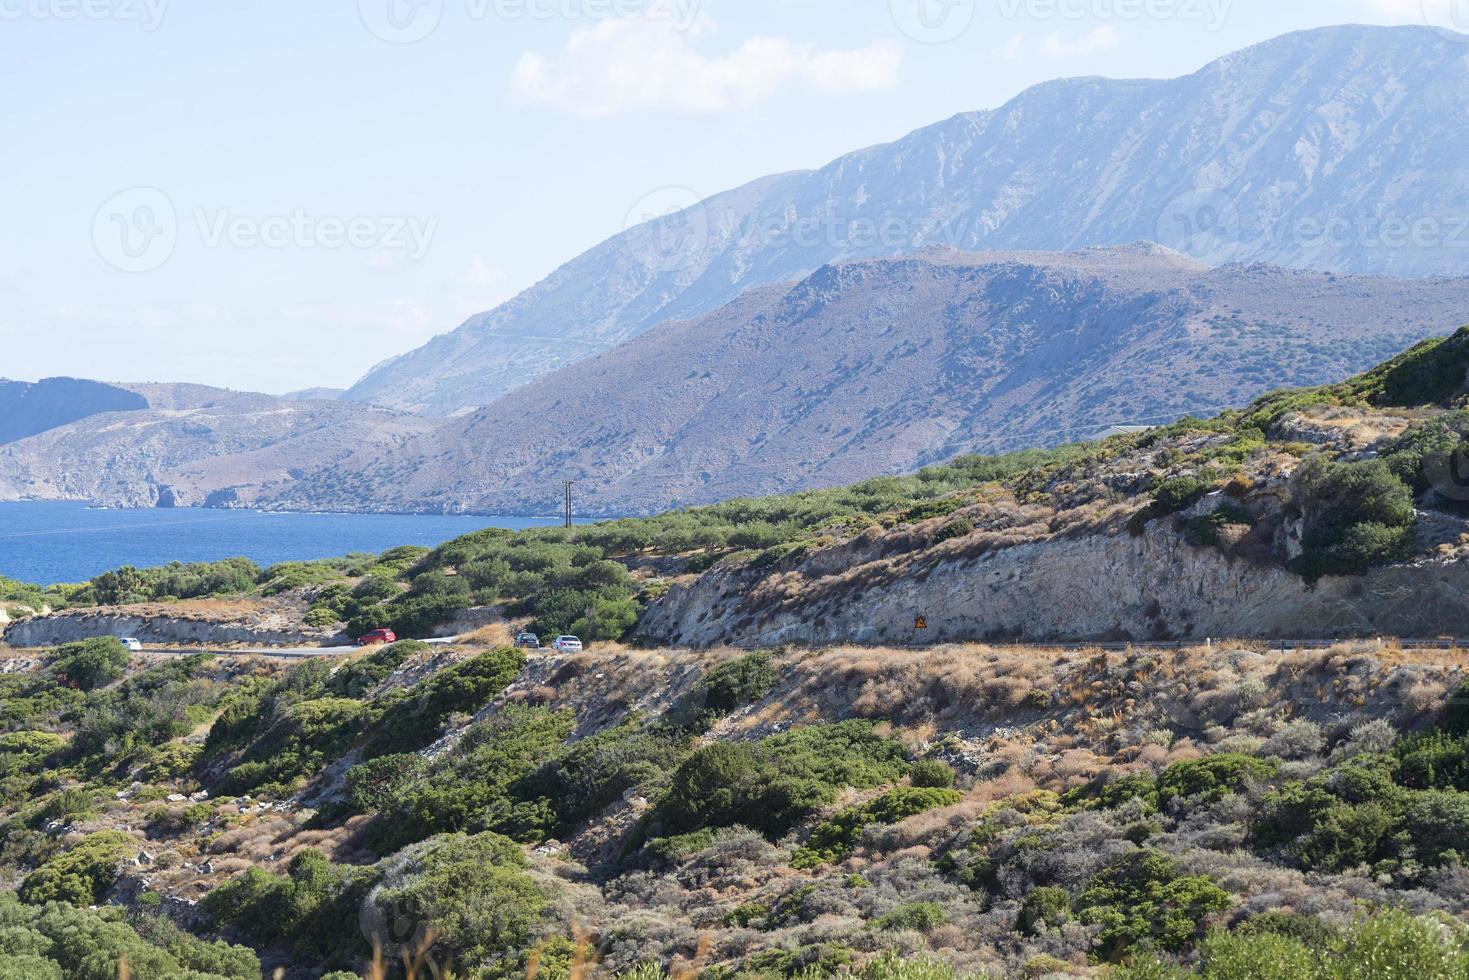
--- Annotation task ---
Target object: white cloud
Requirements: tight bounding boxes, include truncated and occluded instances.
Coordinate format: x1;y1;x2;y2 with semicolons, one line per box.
1000;34;1026;61
509;16;902;116
1040;26;1120;59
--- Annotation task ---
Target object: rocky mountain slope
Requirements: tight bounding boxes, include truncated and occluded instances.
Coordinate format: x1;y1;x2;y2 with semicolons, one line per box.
276;247;1469;516
0;384;433;509
0;378;147;445
634;330;1469;648
344;25;1469;415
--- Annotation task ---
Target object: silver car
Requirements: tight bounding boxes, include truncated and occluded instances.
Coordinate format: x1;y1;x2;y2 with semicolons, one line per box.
552;635;584;653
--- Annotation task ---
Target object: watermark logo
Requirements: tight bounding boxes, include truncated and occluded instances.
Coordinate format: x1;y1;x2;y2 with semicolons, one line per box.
360;0;701;43
1154;187;1240;260
194;209;437;260
92;188;438;272
1291;213;1469;252
1424;0;1469;40
994;0;1231;30
93;187;177;273
624;187;710;275
889;0;976;44
1426;448;1469;503
0;0;169;31
358;0;443;44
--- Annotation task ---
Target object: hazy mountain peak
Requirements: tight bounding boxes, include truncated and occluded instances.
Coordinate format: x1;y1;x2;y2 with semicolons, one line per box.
345;25;1469;416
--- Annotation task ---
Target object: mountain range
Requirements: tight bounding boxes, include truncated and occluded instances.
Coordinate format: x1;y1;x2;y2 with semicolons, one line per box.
7;25;1469;517
5;247;1467;515
276;246;1469;515
343;24;1469;416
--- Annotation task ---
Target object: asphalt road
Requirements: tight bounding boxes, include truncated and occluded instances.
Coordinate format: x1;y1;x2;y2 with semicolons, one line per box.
136;636;459;660
130;636;1467;661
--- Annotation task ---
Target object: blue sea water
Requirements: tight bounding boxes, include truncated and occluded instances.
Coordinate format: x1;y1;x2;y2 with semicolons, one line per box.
0;502;566;585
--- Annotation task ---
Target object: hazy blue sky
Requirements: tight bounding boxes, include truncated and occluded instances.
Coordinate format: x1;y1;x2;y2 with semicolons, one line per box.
1;0;1462;393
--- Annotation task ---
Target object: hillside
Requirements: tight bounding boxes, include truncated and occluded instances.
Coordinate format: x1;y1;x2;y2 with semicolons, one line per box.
280;247;1469;516
344;25;1469;415
0;378;147;445
0;385;435;509
0;638;1465;979
3;335;1469;976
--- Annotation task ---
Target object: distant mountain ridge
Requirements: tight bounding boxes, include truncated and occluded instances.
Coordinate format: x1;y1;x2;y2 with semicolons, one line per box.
0;384;433;509
344;24;1469;415
280;246;1469;516
0;379;147;445
6;248;1469;514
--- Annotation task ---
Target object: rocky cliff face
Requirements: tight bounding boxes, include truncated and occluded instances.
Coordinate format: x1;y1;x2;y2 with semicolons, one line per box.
2;599;338;648
638;520;1469;648
345;25;1469;415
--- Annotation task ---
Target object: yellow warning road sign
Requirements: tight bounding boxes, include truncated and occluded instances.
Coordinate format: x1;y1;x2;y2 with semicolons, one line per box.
914;617;928;630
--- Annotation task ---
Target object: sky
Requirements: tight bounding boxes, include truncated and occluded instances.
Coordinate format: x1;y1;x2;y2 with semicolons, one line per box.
1;0;1464;394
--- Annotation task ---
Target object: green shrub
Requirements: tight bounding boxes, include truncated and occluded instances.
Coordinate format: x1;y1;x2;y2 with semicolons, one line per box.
670;652;779;729
218;696;366;796
369;832;544;972
47;638;129;692
697;652;778;716
1289;456;1417;579
1236;910;1340;950
875;901;948;932
792;787;962;867
362;647;525;758
1331;909;1469;979
1076;849;1231;959
1198;929;1319;978
1394;731;1469;791
652;721;909;840
327;639;428;699
345;753;428;814
18;831;134;906
1017;886;1071;934
931;516;974;544
1155;754;1277;809
367;706;573;853
515;722;688;832
201;849;366;963
1183;503;1253;547
855;952;960;980
909;759;956;789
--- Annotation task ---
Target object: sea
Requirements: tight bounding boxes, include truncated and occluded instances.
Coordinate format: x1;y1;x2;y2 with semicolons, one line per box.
0;501;568;585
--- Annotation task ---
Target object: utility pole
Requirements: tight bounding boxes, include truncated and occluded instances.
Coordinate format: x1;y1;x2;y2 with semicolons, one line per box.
564;481;574;529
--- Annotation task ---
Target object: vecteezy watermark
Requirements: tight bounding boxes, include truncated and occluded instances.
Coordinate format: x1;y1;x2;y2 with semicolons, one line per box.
93;187;178;274
358;0;700;44
994;0;1232;30
92;187;438;272
0;0;168;30
623;187;711;275
1426;448;1469;504
1291;214;1469;252
889;0;977;44
1154;187;1242;260
195;209;437;260
1423;0;1469;40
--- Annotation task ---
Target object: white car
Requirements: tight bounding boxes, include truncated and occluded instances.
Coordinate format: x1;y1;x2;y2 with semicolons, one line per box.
119;638;144;652
552;636;584;653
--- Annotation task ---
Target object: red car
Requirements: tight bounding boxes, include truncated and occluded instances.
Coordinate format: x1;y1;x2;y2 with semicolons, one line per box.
357;628;397;647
